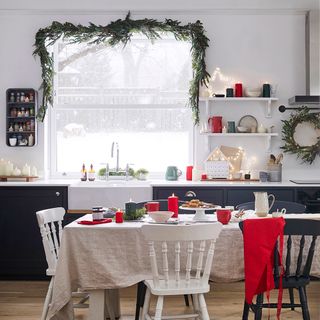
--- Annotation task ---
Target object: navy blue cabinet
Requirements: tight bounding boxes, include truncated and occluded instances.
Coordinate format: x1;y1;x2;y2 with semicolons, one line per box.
0;187;68;279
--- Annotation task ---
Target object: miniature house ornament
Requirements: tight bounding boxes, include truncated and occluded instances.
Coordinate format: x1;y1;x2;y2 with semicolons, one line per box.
204;147;231;179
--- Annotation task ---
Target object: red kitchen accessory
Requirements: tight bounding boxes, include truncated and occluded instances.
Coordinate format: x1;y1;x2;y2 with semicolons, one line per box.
235;83;243;97
208;116;223;133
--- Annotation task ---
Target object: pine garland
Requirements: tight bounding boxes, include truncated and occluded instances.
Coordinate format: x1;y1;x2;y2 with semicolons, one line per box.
33;12;210;124
281;107;320;164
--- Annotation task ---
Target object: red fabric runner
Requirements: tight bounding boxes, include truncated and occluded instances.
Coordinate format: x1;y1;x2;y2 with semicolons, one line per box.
243;217;285;319
77;218;113;225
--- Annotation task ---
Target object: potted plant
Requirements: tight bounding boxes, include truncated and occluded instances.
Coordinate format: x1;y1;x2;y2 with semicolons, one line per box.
135;168;149;180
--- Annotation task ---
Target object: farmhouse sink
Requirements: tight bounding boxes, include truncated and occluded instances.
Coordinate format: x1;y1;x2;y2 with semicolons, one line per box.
69;179;152;209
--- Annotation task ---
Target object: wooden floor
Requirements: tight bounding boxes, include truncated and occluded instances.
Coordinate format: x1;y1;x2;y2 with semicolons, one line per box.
0;281;319;319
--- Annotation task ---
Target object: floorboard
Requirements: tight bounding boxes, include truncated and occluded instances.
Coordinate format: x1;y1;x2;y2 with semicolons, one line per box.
0;281;319;319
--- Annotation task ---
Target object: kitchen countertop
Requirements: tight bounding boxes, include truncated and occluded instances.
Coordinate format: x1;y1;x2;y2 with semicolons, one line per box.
0;178;319;187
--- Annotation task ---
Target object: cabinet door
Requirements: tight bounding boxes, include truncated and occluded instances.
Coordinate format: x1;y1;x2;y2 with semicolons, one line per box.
153;187;224;205
0;187;67;279
296;188;320;213
226;188;295;207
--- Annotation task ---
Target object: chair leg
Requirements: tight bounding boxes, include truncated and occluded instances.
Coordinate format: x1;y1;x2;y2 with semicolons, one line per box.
288;288;295;311
135;282;146;320
298;286;310;320
198;293;210;320
184;294;190;307
41;277;54;320
141;288;151;320
254;294;263;320
242;300;250;320
154;296;164;320
192;294;200;314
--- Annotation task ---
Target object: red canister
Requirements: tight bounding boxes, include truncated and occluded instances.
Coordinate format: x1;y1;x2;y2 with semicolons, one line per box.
208;116;223;133
235;83;243;97
186;166;193;181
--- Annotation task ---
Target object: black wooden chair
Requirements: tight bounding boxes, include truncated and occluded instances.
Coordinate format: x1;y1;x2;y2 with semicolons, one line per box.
135;199;190;320
236;200;306;213
239;219;320;320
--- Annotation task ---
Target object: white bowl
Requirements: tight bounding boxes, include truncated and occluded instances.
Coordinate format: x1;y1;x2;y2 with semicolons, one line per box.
245;88;261;97
237;126;249;133
149;211;173;223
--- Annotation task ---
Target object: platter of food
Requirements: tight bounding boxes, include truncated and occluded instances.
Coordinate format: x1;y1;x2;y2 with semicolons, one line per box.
180;199;221;221
180;199;218;209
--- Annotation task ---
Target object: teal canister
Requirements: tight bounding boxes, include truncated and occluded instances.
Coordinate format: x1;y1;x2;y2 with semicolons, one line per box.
165;166;182;181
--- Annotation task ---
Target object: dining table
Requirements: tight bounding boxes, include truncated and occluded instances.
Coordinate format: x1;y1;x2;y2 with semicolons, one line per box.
48;213;320;320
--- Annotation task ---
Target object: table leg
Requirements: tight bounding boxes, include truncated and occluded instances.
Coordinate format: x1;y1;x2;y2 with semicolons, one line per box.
88;289;120;320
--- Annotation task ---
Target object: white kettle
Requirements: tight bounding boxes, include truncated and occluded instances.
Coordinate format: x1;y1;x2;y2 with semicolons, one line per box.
254;192;275;217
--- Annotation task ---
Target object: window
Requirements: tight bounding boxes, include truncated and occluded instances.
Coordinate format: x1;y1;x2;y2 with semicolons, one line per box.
49;35;193;177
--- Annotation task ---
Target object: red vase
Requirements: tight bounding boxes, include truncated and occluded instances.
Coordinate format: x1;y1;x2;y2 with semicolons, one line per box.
208;116;223;133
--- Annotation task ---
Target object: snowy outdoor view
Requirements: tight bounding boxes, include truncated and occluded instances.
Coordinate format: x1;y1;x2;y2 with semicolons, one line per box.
52;35;193;176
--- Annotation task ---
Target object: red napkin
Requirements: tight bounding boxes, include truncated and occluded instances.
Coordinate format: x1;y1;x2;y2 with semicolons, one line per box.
243;217;285;319
77;218;113;225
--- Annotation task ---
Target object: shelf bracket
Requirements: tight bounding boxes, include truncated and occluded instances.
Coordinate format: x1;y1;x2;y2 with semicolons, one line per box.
265;99;272;118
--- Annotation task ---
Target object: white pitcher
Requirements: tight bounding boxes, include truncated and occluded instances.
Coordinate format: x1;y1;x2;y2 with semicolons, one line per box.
254;192;275;217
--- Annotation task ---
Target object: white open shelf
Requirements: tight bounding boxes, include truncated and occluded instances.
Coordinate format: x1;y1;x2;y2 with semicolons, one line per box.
200;132;278;137
200;97;279;118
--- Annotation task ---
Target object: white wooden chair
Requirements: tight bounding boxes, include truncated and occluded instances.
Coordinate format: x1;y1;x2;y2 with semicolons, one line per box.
36;207;98;320
141;223;222;320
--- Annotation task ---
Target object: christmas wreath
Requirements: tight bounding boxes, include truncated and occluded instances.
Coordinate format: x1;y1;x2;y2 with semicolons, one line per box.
33;12;210;124
281;107;320;164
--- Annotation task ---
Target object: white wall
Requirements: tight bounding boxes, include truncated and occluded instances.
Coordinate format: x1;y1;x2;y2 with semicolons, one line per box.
0;7;319;179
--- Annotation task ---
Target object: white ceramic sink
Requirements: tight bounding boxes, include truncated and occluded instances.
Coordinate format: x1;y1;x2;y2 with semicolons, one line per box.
68;180;152;209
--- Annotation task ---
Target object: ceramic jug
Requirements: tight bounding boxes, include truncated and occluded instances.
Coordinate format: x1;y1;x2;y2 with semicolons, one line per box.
165;166;182;181
254;192;275;217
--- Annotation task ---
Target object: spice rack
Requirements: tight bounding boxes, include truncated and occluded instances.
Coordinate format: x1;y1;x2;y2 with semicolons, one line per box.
6;88;37;147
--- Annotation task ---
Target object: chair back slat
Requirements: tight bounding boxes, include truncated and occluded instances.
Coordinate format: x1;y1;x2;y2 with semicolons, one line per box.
162;242;169;285
50;222;60;256
185;241;193;285
202;240;216;282
142;224;222;289
196;240;206;279
303;235;318;276
175;242;181;284
36;207;65;272
149;241;160;287
295;235;305;277
284;235;292;278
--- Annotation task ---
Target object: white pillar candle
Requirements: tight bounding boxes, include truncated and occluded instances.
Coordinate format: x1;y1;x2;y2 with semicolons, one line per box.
31;166;38;177
22;164;31;176
5;161;13;176
0;159;6;175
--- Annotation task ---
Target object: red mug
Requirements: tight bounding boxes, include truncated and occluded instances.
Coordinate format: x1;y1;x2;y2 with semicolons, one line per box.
208;116;222;133
145;201;160;212
216;209;231;225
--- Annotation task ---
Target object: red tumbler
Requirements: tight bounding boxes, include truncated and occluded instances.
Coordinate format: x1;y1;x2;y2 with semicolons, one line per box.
235;83;243;97
186;166;193;181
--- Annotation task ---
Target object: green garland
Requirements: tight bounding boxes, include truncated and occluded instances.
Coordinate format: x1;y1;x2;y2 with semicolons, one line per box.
33;12;210;124
281;107;320;164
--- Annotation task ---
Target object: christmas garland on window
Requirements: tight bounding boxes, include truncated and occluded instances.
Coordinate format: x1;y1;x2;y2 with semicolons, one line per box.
33;12;210;124
281;107;320;164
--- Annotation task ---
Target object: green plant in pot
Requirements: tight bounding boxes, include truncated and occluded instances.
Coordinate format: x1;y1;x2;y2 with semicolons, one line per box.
135;168;149;180
98;167;135;179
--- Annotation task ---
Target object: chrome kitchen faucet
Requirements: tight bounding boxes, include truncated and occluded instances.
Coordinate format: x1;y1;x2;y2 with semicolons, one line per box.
111;141;120;172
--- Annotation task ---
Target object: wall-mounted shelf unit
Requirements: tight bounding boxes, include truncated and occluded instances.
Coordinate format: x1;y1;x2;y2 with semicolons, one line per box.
6;88;37;147
200;97;279;118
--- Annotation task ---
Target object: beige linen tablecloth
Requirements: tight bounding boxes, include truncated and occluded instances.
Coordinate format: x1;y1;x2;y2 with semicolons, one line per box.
49;214;320;320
